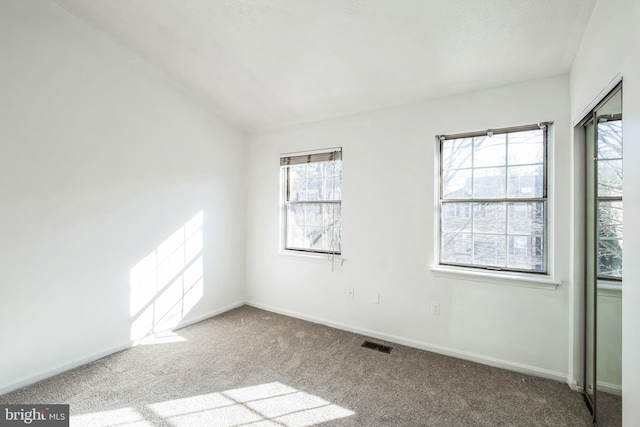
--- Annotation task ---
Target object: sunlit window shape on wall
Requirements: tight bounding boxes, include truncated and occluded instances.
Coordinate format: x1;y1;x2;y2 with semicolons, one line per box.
129;212;204;344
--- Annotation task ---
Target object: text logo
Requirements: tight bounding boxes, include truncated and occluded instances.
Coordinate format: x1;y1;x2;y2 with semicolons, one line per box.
0;405;69;426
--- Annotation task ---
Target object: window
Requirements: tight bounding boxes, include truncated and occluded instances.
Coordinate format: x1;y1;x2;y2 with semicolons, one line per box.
594;116;623;280
438;124;550;273
280;148;342;255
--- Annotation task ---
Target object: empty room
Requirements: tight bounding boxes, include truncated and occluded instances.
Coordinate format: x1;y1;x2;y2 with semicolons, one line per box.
1;0;639;426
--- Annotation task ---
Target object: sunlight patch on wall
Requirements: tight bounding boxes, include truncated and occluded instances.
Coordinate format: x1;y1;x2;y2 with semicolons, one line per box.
129;212;204;344
70;382;355;426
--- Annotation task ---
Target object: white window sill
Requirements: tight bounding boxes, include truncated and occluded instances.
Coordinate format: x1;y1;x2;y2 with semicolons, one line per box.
597;280;622;297
279;250;345;266
431;265;560;290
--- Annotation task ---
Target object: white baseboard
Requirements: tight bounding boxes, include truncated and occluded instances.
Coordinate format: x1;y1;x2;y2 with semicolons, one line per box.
0;301;244;396
597;381;622;396
0;341;132;397
568;379;584;393
176;301;245;331
246;301;570;385
2;300;575;396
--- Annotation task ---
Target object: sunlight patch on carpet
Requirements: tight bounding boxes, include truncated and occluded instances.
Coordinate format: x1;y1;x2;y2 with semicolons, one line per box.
71;382;354;426
151;382;355;427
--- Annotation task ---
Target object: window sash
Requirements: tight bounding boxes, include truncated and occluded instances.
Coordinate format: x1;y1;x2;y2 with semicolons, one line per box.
440;200;546;273
281;149;342;255
438;125;549;273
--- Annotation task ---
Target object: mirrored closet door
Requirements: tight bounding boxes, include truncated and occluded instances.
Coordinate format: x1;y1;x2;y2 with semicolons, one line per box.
582;83;622;427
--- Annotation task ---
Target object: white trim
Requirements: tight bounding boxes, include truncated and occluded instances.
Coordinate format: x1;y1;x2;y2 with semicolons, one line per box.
568;379;621;396
174;301;245;331
597;279;622;291
280;146;342;159
279;150;343;256
0;301;244;396
597;381;622;396
431;265;560;290
568;379;584;393
598;285;622;298
546;125;556;283
246;301;569;384
434;124;556;284
0;341;133;397
573;74;623;126
278;250;345;265
433;135;442;274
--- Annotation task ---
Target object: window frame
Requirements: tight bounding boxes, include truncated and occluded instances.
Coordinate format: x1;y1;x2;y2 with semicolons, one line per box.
280;148;342;256
436;123;552;275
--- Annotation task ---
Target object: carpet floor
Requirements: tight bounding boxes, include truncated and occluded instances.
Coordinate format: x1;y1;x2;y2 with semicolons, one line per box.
1;305;593;426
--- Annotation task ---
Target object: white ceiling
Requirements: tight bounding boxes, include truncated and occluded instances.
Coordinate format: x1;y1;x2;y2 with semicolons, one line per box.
53;0;596;131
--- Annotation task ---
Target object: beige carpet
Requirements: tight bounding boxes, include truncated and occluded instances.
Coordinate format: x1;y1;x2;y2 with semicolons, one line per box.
1;305;593;426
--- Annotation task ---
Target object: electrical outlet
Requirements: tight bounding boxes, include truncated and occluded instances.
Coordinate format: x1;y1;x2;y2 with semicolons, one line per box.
431;302;440;315
346;288;354;299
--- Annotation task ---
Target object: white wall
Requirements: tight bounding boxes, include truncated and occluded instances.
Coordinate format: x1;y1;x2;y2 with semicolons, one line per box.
0;0;246;394
570;0;640;423
246;75;574;380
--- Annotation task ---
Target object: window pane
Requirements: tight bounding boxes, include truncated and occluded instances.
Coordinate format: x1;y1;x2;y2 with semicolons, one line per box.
473;167;506;198
598;121;622;160
597;199;622;279
507;130;544;165
473;202;506;234
325;201;341;221
441;232;472;264
287;204;305;227
599;201;623;238
286;203;341;252
306;226;324;250
323;161;336;176
305;204;323;226
324;176;342;200
474;134;506;167
598;159;622;197
507;165;544;198
334;160;343;177
507;236;544;271
286;226;304;248
508;202;544;235
288;165;307;201
288;163;342;202
286;226;304;249
442;138;472;170
598;238;623;278
307;162;322;178
473;234;506;267
441;203;472;232
327;225;341;252
442;169;472;199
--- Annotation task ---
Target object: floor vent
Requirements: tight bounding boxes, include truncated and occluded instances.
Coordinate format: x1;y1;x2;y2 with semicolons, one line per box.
361;341;393;354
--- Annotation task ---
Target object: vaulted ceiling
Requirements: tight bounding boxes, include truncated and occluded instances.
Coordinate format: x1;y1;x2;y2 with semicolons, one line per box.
53;0;596;131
